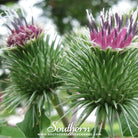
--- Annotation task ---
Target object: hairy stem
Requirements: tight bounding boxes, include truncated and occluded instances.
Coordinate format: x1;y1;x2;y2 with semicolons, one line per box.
51;91;75;138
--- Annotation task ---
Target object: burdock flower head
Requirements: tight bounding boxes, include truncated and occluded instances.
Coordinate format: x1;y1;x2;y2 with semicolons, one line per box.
4;10;42;47
61;8;138;138
86;9;138;49
1;10;64;126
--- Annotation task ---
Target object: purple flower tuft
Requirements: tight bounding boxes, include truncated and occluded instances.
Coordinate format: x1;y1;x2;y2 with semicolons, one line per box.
6;15;42;47
87;9;138;50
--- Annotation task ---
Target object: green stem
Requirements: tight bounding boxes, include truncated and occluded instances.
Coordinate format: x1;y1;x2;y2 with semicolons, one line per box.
51;92;75;138
102;115;107;129
98;109;107;138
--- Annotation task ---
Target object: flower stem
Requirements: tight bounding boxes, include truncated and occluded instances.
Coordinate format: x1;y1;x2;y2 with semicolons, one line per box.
98;109;107;138
51;91;75;138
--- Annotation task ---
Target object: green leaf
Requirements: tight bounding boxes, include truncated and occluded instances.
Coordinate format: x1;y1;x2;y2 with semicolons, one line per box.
17;106;51;138
120;108;138;137
0;126;25;138
39;110;51;132
17;106;39;138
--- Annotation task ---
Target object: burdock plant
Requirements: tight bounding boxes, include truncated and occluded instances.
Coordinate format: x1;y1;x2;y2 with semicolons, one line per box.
1;10;71;138
61;9;138;137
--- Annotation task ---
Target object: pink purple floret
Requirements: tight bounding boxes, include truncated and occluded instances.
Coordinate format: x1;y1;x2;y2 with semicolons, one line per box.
6;17;42;47
87;10;138;49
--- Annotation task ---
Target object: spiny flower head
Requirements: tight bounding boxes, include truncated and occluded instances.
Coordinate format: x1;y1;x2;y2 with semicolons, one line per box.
87;8;138;50
4;10;42;47
60;9;138;137
61;31;138;137
1;10;64;118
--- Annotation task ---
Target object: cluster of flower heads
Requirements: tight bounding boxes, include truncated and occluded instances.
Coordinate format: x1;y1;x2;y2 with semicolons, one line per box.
4;10;42;47
87;9;138;49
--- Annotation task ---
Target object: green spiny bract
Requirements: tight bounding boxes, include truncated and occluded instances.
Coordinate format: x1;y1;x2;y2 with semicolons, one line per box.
61;34;138;137
1;34;64;116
